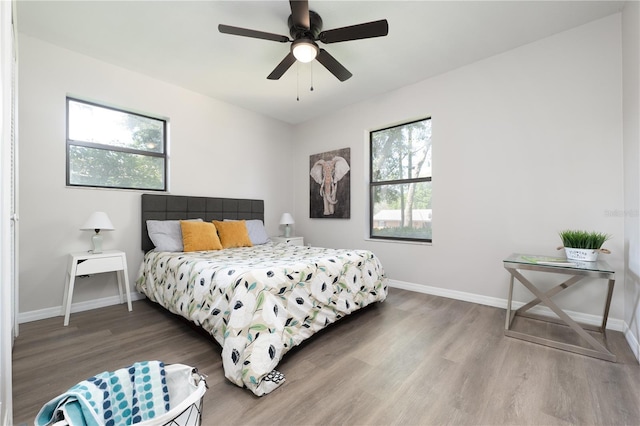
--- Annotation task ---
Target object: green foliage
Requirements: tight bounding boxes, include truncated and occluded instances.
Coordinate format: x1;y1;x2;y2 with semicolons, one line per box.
68;146;164;190
371;119;433;235
372;225;432;240
559;230;611;249
68;99;165;190
373;182;432;211
131;125;163;151
371;119;432;182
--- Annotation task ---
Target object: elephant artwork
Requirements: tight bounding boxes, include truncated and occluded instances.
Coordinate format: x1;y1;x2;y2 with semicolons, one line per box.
309;148;351;218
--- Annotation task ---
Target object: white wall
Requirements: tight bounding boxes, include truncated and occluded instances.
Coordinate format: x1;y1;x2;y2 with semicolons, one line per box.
18;35;294;316
293;15;626;322
622;0;640;359
0;0;15;422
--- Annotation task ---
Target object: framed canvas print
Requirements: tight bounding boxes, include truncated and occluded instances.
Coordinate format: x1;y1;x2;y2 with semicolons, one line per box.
309;148;351;219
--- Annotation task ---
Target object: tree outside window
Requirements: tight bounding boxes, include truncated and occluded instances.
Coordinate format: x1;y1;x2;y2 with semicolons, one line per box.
370;118;432;242
66;98;167;191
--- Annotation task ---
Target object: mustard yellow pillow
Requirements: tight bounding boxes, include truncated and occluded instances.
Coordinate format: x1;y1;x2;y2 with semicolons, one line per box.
212;220;253;249
180;221;222;252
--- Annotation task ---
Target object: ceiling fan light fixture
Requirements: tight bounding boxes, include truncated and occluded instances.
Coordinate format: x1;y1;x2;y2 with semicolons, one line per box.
292;39;319;63
219;1;389;82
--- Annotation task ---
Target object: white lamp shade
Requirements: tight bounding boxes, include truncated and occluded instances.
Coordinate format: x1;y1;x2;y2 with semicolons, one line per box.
280;213;295;225
80;211;114;231
292;39;318;63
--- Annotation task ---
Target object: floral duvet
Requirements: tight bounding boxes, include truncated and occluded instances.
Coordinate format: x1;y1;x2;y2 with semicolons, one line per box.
136;242;388;396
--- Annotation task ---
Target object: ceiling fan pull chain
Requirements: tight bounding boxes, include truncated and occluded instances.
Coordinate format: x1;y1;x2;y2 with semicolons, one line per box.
310;62;314;92
296;61;300;101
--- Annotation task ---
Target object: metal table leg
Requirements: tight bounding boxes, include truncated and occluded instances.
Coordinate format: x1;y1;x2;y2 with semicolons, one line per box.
504;267;616;362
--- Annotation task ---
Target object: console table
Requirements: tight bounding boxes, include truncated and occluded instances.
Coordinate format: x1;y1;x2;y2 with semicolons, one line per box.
503;253;616;362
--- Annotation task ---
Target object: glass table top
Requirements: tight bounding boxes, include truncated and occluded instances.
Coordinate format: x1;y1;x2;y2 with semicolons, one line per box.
504;253;615;273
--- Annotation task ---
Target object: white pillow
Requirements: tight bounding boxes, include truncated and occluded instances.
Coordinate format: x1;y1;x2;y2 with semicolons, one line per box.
147;219;202;252
224;219;271;245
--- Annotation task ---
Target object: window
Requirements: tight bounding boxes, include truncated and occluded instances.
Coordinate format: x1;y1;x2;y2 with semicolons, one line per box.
370;118;432;242
66;98;167;191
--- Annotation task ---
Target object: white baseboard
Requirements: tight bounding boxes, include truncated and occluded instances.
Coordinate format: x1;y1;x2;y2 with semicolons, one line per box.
388;279;627;333
18;292;146;324
2;405;10;426
624;323;640;362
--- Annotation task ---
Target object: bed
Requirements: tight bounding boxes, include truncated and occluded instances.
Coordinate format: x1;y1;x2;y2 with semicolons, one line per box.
136;194;388;396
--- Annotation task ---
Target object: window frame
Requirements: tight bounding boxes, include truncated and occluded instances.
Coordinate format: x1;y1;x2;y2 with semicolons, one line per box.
65;97;168;191
369;117;432;243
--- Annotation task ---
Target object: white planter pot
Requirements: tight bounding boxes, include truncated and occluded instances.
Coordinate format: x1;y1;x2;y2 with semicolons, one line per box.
564;247;599;262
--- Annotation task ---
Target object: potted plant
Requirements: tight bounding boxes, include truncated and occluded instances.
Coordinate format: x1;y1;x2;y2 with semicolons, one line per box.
558;229;611;261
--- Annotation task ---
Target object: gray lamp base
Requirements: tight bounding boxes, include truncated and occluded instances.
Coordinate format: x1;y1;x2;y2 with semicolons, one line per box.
284;225;291;238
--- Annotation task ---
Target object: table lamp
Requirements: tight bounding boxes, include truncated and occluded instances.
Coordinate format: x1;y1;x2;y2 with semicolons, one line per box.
80;211;114;253
280;213;295;238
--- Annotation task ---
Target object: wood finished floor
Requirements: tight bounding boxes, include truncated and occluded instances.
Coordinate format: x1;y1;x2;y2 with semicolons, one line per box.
12;288;640;426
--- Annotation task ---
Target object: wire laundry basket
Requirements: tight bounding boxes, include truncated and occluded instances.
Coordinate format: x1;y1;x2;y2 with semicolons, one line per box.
36;363;207;426
138;364;208;426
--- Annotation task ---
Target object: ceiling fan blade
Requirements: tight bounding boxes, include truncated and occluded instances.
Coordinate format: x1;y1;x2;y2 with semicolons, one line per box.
289;0;310;29
318;19;389;44
267;53;297;80
218;24;290;43
316;49;352;82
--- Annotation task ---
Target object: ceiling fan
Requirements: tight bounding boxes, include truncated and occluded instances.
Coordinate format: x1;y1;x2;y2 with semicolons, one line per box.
218;0;389;82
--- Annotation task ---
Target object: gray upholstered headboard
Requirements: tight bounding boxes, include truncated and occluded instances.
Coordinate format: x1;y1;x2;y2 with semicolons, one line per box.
141;194;265;252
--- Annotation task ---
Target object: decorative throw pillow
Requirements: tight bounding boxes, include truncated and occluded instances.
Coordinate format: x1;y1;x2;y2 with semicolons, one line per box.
180;221;222;252
147;219;203;252
224;219;271;245
213;220;253;248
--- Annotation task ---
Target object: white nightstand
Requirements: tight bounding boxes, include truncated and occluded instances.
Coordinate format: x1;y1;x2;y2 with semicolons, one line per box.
63;249;133;326
271;236;304;246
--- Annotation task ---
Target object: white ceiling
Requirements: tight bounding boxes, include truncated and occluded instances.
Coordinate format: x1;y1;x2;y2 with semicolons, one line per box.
16;1;624;124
